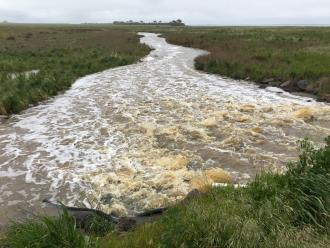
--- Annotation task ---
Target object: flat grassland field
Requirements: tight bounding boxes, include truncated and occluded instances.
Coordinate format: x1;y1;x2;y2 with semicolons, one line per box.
0;25;330;115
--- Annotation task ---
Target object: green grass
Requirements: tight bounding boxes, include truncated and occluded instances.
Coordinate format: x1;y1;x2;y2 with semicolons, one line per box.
2;137;329;248
162;27;330;99
103;137;330;248
0;205;115;248
0;24;150;115
2;208;95;248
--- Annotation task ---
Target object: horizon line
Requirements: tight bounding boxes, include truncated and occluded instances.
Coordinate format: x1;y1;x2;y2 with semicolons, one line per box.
1;21;330;27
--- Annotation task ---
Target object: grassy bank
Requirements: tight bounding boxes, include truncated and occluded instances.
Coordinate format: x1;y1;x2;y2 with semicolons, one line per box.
0;24;150;115
162;27;330;100
1;137;329;247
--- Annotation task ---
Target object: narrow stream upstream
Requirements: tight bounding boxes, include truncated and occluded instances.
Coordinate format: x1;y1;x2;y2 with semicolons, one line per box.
1;33;330;226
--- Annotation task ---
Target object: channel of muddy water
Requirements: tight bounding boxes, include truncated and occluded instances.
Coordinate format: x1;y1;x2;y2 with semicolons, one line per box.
1;33;330;227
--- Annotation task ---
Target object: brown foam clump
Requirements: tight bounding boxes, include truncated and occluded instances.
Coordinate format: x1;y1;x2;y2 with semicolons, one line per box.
190;168;233;192
89;172;120;187
238;116;250;122
108;203;128;217
123;181;146;193
140;123;156;136
240;104;255;113
211;111;227;118
155;154;189;170
251;127;263;134
117;166;136;178
233;114;250;123
261;107;273;113
166;188;188;199
205;168;233;184
201;117;218;127
143;194;169;209
159;126;180;136
183;126;211;140
222;136;243;147
270;119;293;127
294;107;314;121
152;172;177;190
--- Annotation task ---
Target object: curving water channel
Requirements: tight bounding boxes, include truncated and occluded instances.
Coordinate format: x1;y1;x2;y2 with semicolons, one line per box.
1;33;330;226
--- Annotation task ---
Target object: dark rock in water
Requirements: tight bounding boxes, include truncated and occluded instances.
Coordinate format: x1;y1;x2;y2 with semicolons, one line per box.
297;80;309;91
260;78;275;84
100;193;114;204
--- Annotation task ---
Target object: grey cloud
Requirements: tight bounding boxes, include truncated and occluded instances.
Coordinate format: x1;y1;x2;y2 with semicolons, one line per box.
0;0;329;25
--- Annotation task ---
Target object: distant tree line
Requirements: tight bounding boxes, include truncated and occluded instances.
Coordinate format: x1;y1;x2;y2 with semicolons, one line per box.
113;19;185;26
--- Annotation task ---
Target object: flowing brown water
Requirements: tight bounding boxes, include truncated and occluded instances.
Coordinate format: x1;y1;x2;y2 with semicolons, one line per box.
1;33;330;226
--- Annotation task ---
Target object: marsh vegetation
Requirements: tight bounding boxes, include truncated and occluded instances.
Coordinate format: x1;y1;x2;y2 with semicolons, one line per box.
163;27;330;100
0;24;150;115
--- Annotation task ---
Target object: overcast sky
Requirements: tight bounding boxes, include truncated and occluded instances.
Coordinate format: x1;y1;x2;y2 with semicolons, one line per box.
1;0;330;25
